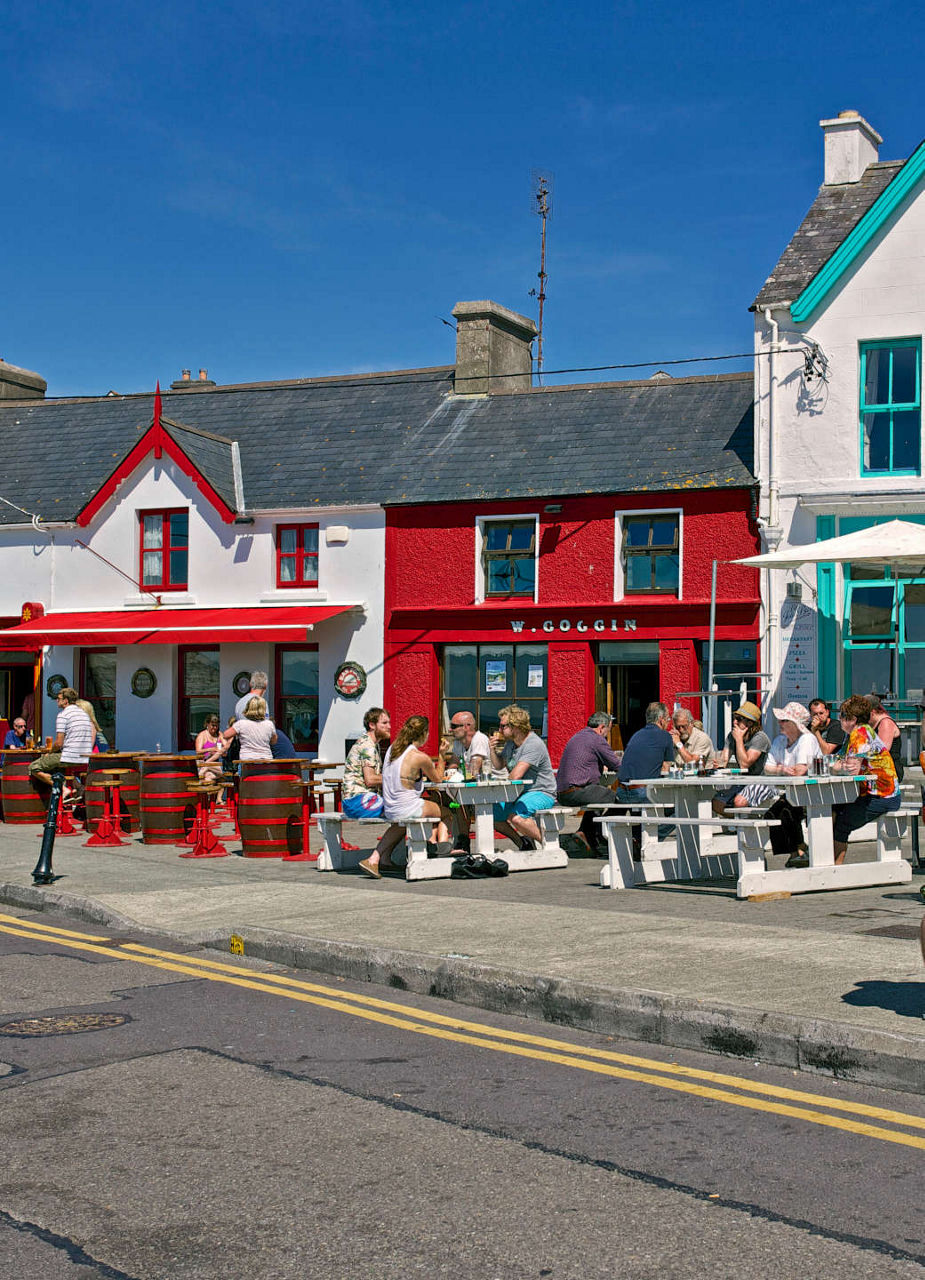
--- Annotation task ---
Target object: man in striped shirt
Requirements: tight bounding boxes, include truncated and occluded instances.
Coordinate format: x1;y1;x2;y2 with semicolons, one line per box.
29;688;94;787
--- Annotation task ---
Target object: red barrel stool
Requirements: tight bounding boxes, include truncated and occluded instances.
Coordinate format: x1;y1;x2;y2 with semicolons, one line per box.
281;779;319;862
179;782;229;859
54;763;88;837
86;754;141;834
85;770;131;847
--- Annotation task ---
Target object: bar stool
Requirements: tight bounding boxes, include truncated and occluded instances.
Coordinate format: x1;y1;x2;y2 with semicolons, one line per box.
85;770;131;847
52;763;88;837
211;773;237;825
180;782;229;858
307;777;343;822
281;779;318;862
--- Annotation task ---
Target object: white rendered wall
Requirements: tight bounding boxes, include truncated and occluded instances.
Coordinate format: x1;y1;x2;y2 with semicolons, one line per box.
753;179;925;702
0;455;385;752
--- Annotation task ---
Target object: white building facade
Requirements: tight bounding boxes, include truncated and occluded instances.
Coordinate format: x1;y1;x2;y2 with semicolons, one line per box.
0;391;385;757
752;111;925;709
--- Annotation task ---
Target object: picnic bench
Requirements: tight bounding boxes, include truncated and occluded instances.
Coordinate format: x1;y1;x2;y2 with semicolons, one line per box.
315;804;570;880
595;813;781;892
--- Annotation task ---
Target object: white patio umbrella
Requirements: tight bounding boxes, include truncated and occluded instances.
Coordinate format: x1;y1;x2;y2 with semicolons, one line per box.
734;518;925;696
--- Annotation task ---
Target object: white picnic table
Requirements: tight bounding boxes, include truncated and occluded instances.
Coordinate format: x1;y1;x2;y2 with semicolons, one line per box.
435;778;568;872
315;777;568;879
609;771;912;897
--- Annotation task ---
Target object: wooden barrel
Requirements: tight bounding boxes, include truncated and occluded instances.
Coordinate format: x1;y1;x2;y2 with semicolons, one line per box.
1;751;45;824
238;759;302;857
86;754;142;834
140;755;198;845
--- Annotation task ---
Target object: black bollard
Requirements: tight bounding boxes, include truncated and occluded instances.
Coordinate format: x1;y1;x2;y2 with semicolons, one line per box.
32;771;64;885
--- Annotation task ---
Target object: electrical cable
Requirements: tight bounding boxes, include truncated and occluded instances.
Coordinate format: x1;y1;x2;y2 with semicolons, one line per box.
32;343;817;403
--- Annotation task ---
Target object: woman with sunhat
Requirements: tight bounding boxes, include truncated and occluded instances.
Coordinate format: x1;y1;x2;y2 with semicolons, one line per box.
763;701;822;863
711;700;771;817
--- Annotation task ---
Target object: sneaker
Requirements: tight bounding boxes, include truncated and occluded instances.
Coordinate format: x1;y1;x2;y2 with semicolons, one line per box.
784;853;809;868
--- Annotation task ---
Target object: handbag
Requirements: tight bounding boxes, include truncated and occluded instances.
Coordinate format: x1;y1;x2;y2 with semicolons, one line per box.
766;796;805;856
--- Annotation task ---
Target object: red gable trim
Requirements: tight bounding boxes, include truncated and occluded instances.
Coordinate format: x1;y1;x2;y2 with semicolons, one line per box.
76;397;236;528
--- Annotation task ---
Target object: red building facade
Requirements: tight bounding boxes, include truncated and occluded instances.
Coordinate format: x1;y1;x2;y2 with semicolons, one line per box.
384;487;761;762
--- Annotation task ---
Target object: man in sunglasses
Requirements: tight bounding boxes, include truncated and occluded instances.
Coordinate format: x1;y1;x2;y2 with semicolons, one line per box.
3;718;27;749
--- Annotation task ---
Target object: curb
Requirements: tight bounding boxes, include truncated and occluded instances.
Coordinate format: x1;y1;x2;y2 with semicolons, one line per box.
3;882;924;1096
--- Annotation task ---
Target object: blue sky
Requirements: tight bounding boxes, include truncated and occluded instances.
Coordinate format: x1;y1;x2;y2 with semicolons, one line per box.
4;0;924;396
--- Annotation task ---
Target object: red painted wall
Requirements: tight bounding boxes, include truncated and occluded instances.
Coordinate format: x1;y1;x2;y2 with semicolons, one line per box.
384;489;760;758
387;490;758;610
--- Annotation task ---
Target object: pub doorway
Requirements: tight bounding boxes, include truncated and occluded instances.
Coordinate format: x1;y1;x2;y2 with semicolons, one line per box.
595;641;660;750
0;653;39;738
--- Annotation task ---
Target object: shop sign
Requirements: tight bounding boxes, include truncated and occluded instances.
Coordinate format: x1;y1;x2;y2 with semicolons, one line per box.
510;618;637;634
45;673;68;698
131;667;158;699
334;661;367;700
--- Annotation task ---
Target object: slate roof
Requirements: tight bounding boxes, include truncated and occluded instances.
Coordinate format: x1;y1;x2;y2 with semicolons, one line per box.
752;160;905;310
0;368;754;525
161;418;238;512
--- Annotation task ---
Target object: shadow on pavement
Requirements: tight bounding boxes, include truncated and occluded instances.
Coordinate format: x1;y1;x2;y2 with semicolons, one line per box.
842;980;925;1020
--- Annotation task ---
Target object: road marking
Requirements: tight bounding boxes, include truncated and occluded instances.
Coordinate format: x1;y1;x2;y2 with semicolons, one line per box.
13;915;923;1134
1;914;924;1150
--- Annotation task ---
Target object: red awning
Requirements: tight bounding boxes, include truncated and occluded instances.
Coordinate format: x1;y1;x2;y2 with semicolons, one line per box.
0;604;358;649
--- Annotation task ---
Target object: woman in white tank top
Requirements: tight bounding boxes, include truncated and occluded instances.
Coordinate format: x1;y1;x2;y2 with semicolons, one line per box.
359;714;461;878
382;743;428;820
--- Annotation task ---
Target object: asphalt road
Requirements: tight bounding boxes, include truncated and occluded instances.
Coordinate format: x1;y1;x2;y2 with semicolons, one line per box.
0;907;923;1279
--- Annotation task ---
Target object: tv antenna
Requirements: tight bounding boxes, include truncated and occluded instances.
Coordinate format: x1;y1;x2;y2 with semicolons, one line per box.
529;170;552;383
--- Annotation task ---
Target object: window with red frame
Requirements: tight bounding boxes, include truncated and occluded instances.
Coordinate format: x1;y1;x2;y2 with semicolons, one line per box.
140;510;189;590
275;646;319;751
178;647;220;749
276;523;319;588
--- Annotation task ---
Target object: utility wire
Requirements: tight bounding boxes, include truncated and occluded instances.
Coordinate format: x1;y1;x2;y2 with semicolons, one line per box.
0;494;39;518
34;343;812;403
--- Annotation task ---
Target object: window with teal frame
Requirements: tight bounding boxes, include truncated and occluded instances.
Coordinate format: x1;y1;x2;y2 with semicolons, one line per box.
859;340;921;476
843;570;925;698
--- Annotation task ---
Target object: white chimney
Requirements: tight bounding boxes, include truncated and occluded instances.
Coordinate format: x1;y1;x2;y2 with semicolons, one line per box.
820;110;881;185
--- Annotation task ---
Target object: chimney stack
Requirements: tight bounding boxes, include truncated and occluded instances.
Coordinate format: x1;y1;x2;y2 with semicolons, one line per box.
452;300;536;395
170;367;216;390
820;110;881;185
0;359;46;400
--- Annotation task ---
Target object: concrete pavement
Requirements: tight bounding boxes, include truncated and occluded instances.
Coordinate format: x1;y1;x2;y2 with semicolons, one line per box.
0;809;923;1092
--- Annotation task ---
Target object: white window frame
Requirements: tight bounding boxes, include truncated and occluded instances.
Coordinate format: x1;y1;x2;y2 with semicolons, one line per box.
475;513;540;604
613;507;683;601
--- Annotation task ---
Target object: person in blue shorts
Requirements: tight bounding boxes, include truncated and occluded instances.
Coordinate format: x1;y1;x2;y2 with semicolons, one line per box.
342;708;390;819
488;704;556;851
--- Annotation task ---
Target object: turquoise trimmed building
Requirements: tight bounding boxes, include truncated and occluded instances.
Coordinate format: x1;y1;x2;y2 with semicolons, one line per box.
751;111;925;712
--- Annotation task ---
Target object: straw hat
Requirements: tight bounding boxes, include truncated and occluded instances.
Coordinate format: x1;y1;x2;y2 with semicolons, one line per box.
735;701;762;724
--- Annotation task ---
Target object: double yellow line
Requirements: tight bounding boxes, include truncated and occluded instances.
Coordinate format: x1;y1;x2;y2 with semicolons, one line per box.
1;910;924;1151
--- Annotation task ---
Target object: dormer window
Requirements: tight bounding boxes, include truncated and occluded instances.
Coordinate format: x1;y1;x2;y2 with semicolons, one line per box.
139;510;188;591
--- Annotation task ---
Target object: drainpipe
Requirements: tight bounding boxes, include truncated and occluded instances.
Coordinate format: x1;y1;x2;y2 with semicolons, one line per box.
762;306;782;534
32;515;56;610
762;304;789;704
